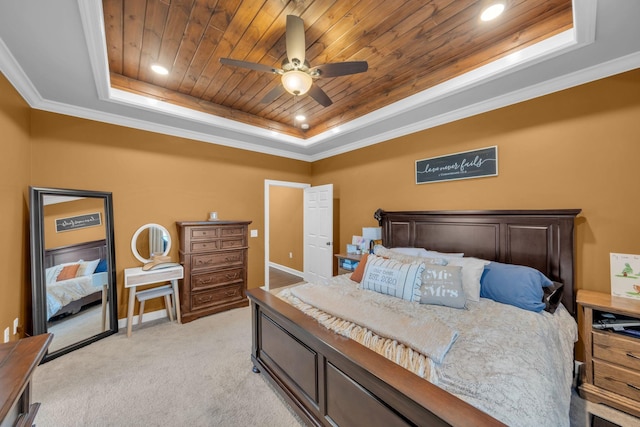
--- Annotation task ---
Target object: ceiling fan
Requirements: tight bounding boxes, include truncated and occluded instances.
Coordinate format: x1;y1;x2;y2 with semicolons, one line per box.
219;15;368;107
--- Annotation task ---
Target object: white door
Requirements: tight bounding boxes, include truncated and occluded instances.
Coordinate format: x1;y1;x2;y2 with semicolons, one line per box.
303;184;333;284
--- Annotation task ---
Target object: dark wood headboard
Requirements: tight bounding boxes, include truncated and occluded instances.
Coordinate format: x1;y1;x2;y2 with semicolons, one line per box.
44;239;108;269
375;209;581;316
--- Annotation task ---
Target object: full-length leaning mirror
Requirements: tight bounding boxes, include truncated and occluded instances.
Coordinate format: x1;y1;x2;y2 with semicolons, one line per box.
29;186;118;362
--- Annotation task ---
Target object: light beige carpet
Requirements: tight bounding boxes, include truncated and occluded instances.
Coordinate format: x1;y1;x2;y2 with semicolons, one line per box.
33;307;304;427
33;304;638;427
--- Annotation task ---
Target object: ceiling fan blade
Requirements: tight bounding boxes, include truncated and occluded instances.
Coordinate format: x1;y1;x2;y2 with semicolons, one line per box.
311;61;369;78
286;15;306;65
308;84;332;107
260;85;286;104
219;58;281;74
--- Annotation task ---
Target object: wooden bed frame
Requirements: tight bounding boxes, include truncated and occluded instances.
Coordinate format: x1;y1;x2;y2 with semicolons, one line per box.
247;209;581;427
45;239;108;320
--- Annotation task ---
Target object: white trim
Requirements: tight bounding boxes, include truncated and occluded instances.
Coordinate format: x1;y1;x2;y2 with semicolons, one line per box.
264;180;310;290
269;262;303;278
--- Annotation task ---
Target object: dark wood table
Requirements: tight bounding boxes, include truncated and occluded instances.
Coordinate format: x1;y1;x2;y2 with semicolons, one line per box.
0;334;52;427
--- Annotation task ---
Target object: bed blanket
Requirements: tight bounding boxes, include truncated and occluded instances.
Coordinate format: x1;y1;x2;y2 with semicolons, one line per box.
46;274;104;319
278;275;578;427
289;281;459;364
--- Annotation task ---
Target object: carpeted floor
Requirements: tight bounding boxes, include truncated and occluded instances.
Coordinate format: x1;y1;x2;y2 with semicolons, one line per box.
33;307;303;427
33;305;639;427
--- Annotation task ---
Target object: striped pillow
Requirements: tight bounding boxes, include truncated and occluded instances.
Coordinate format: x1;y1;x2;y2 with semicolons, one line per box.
360;254;424;302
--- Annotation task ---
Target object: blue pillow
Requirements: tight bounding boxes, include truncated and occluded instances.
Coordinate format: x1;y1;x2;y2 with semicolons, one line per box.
479;262;552;312
95;258;108;273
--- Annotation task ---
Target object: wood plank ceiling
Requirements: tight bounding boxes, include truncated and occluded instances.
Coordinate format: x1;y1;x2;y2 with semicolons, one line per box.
103;0;573;139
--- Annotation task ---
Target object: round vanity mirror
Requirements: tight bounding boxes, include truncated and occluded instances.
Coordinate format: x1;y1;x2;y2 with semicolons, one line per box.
131;223;171;264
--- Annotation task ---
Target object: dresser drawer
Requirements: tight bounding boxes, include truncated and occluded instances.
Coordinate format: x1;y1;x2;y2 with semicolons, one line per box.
188;238;245;253
220;226;246;238
191;250;245;271
191;268;244;291
593;360;640;402
191;227;219;239
190;240;220;252
191;284;244;310
593;330;640;371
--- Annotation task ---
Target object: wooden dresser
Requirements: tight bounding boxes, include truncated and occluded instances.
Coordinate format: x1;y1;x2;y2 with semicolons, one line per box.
577;290;640;418
177;220;251;323
1;334;52;427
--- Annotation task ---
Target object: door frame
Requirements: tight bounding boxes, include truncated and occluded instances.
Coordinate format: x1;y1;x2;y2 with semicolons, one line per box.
264;179;310;290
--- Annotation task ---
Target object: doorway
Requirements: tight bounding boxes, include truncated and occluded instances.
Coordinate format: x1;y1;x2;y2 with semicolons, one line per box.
264;180;334;290
264;180;309;290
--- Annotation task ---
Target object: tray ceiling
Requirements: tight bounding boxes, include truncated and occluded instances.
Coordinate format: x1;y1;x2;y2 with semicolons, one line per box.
104;0;572;139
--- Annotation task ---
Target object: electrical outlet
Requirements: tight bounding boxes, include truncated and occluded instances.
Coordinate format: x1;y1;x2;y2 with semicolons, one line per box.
3;327;9;343
250;229;258;237
13;318;18;335
289;252;293;258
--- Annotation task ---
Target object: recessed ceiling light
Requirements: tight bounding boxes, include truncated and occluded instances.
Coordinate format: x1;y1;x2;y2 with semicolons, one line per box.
301;123;309;130
295;114;306;121
151;64;169;75
480;3;505;21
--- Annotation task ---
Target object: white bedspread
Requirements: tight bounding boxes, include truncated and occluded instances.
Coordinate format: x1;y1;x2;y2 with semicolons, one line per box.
278;275;578;427
46;272;107;319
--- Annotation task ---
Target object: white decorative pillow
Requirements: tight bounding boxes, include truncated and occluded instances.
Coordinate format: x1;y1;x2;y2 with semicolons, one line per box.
423;250;464;258
45;265;63;285
389;247;426;256
419;265;466;309
443;257;490;302
374;245;448;266
360;254;424;302
76;259;101;277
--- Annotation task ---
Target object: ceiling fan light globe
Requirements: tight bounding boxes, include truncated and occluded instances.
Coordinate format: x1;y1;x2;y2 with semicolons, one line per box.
281;70;313;96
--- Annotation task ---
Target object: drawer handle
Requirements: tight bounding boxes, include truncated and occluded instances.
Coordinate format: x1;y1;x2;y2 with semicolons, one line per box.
627;352;640;360
225;256;240;262
225;290;237;297
197;278;213;285
225;273;240;280
628;383;640;392
198;295;213;303
197;259;214;265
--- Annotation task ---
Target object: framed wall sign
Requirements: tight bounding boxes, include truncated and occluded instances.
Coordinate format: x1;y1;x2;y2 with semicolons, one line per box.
415;146;498;184
55;212;102;232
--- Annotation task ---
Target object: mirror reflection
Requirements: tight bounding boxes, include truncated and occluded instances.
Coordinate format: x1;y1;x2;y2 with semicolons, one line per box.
132;224;171;263
30;187;117;362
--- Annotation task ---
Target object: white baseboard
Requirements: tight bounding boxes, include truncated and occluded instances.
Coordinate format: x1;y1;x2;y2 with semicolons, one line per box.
269;262;303;277
117;308;170;329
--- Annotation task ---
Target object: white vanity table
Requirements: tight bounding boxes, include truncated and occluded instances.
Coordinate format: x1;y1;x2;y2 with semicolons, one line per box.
124;265;183;337
125;223;183;337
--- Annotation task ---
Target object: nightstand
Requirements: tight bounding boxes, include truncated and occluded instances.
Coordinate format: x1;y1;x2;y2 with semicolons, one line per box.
335;253;364;275
577;289;640;418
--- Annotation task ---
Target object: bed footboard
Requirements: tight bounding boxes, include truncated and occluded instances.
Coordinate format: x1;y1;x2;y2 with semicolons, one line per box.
248;288;505;427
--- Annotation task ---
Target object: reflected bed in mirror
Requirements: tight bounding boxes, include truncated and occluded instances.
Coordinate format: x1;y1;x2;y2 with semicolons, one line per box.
29;187;118;362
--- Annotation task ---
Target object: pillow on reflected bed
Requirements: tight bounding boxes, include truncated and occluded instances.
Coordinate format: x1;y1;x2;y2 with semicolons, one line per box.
479;262;553;312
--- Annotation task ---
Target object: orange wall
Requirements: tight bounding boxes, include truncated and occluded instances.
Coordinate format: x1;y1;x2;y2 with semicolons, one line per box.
28;110;311;319
269;186;304;271
0;73;32;341
3;68;640;336
313;68;640;295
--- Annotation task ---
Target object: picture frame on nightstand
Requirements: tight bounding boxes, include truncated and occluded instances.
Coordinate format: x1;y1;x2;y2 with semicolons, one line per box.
610;252;640;300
